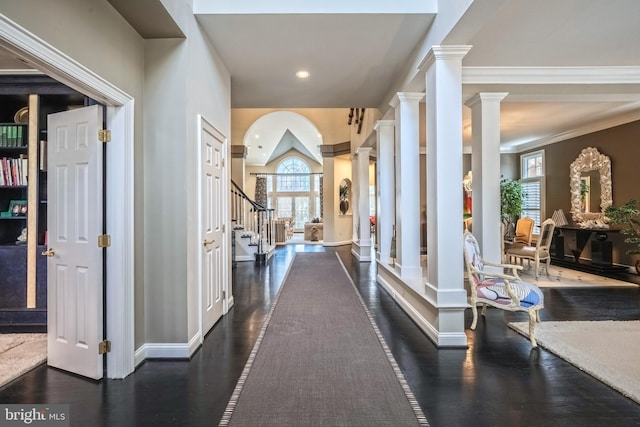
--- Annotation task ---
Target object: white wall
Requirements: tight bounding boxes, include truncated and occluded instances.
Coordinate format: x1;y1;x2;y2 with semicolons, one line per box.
143;39;189;343
143;7;231;344
0;0;148;347
185;15;231;342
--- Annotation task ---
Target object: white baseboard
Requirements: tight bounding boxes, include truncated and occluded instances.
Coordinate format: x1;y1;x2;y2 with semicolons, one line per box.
322;240;352;247
235;255;253;262
134;332;202;367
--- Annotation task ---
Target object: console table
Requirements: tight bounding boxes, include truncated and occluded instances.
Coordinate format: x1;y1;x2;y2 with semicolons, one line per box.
552;226;627;274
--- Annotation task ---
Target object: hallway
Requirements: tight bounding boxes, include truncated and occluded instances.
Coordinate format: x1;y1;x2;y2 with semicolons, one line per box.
1;244;639;426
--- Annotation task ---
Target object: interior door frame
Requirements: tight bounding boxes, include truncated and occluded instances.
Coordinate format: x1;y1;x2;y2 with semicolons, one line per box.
197;114;231;344
0;15;135;378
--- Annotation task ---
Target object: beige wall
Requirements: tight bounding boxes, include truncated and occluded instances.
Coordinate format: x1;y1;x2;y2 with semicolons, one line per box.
232;108;351;147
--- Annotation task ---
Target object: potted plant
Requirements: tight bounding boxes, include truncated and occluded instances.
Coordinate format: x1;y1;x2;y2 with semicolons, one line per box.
605;199;640;275
500;178;525;239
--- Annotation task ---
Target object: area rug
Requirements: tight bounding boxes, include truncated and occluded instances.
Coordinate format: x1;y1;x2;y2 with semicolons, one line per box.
517;265;637;288
0;333;47;388
219;252;429;426
508;321;640;403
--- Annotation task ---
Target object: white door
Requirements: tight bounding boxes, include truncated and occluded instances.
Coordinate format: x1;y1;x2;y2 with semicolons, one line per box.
46;105;104;380
201;120;225;335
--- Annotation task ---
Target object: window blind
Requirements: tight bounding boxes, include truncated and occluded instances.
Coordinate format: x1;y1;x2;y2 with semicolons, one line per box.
521;179;542;232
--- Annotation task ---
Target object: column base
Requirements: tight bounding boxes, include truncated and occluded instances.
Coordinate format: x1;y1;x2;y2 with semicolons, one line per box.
352;240;372;262
396;263;422;281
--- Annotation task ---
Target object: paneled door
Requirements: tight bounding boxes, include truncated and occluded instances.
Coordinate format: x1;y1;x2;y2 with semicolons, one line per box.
201;118;225;335
46;105;104;380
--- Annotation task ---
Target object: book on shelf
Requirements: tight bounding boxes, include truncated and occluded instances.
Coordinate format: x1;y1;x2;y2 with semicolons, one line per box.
0;156;28;186
0;124;26;147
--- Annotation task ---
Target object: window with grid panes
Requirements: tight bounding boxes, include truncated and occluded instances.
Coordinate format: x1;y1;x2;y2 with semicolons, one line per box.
520;150;545;233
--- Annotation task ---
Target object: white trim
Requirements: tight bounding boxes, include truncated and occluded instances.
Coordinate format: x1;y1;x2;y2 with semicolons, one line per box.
197;114;204;345
509;108;640;153
376;265;467;347
0;69;43;75
0;14;135;378
235;255;255;262
463;66;640;85
134;333;202;363
322;240;353;247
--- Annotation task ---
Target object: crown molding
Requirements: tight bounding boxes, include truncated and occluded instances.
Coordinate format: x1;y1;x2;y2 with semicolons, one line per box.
508;106;640;153
463;66;640;85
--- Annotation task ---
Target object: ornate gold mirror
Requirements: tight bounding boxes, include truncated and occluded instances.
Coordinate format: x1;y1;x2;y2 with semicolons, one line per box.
569;147;612;228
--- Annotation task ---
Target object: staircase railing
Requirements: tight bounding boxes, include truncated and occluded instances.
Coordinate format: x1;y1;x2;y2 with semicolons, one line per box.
231;179;275;261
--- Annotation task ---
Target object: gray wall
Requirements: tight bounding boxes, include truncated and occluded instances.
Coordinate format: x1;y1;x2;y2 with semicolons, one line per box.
522;120;640;266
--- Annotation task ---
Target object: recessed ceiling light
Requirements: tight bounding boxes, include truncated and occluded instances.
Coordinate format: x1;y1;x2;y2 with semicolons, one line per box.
296;70;310;79
255;134;260;139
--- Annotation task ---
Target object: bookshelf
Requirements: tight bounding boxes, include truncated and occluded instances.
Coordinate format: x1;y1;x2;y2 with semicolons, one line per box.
0;77;86;328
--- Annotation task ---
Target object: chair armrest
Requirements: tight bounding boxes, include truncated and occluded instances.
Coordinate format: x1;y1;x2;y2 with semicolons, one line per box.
484;260;523;271
469;265;519;282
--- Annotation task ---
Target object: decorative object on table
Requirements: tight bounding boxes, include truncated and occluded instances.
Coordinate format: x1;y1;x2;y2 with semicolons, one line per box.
500;178;525;239
569;147;612;228
605;199;640;275
551;209;568;227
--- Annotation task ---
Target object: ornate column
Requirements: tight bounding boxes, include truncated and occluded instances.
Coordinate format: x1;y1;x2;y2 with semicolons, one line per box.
422;45;471;346
390;92;423;280
374;120;395;264
352;147;372;261
466;93;508;264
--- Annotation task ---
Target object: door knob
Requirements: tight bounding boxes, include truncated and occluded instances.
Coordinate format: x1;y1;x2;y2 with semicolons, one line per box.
41;248;55;257
203;239;215;247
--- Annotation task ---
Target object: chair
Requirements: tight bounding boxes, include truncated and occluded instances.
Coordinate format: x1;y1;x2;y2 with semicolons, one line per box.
513;217;535;247
506;218;556;279
463;231;545;347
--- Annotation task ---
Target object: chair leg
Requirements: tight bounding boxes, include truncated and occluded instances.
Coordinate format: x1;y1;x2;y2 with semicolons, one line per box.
481;303;487;316
470;303;478;330
535;257;540;280
528;310;538;347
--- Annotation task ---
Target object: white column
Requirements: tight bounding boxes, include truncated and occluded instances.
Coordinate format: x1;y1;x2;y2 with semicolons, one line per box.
466;93;508;264
351;154;359;241
390;92;423;280
374;120;395;264
352;147;372;261
423;45;471;345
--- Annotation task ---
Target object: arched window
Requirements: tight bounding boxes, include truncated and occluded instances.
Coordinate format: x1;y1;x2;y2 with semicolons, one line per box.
276;157;310;192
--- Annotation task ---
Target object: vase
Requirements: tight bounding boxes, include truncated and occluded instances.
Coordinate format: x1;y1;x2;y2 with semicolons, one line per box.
339;199;349;215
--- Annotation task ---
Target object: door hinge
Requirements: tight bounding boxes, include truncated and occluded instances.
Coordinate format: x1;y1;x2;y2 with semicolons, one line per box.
221;157;225;167
98;340;111;355
222;290;226;300
98;234;111;248
222;224;225;233
98;129;111;143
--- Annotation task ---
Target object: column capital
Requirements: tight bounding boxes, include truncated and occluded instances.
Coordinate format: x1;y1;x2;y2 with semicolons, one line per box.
465;92;509;108
373;119;395;132
356;146;372;155
419;45;472;71
389;92;424;109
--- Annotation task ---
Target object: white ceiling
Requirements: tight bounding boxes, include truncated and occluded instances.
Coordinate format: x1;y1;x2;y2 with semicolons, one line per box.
2;1;639;155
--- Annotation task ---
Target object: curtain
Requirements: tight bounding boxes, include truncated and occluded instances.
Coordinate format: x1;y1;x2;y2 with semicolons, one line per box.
255;176;267;207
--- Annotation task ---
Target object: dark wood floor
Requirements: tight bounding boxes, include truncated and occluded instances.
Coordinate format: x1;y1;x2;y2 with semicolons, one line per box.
1;244;639;426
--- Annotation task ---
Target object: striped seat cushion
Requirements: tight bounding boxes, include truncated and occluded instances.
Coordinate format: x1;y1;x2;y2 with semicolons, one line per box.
476;278;543;308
